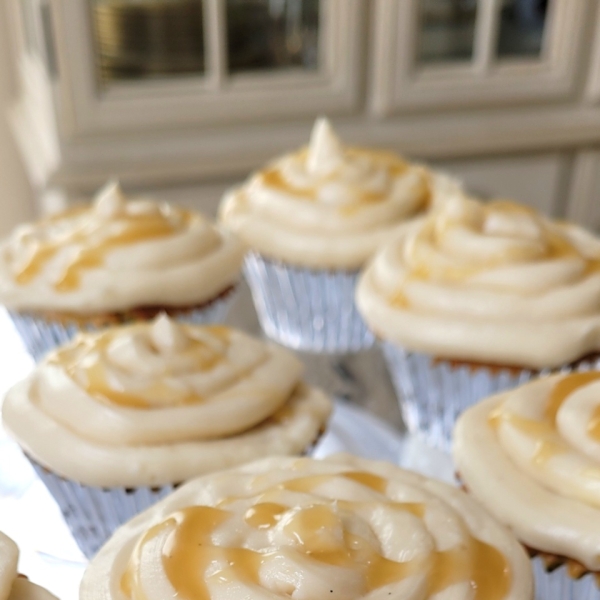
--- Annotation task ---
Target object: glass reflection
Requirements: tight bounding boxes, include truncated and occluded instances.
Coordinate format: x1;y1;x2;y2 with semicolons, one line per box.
227;0;320;73
418;0;477;64
91;0;205;85
497;0;549;58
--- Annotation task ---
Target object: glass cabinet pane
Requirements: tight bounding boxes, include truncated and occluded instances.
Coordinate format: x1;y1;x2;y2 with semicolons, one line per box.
497;0;549;58
226;0;320;74
91;0;205;85
417;0;477;64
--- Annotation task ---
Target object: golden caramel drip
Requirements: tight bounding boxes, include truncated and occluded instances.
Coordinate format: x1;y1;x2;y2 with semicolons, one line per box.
121;472;512;600
342;471;388;493
261;168;316;199
431;538;511;598
547;372;600;424
51;324;229;409
261;147;414;209
280;471;387;495
16;207;187;291
588;406;600;442
490;372;600;465
244;503;287;529
405;201;597;285
390;290;410;309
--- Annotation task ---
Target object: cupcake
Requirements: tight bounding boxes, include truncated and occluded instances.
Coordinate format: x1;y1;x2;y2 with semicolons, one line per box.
2;315;332;558
0;531;57;599
0;181;245;360
454;372;600;598
81;454;532;599
357;192;600;450
220;118;448;353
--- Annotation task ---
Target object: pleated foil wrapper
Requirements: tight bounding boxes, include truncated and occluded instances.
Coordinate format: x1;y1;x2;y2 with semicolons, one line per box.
7;292;235;362
32;463;175;559
244;253;374;353
533;557;599;600
381;342;598;452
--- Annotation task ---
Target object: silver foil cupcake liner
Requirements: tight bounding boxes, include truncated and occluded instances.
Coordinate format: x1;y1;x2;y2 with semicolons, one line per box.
381;342;598;452
7;292;235;362
533;557;599;600
32;463;175;559
244;253;374;353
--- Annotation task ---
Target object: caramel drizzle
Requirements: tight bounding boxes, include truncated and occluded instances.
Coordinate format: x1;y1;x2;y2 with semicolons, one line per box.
261;148;417;209
390;201;600;307
16;207;188;292
491;372;600;465
121;471;511;600
50;325;230;409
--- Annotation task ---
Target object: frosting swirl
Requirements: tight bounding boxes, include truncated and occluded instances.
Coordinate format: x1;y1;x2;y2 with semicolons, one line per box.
455;373;600;570
0;532;57;600
0;182;244;314
80;455;532;600
357;193;600;368
220;119;442;270
2;316;331;487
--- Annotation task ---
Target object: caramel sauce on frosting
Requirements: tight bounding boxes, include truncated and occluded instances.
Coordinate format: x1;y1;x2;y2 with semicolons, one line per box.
219;118;436;270
120;469;512;600
16;188;190;292
0;181;245;313
357;191;600;368
455;373;600;572
48;319;230;409
490;372;600;466
2;317;332;487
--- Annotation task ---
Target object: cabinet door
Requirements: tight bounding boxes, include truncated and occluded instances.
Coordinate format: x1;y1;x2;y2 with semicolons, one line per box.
50;0;365;136
370;0;590;114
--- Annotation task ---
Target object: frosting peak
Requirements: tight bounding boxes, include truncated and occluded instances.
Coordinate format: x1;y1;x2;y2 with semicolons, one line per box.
2;321;331;487
80;455;533;600
357;194;600;368
0;181;244;313
150;313;190;352
93;180;128;219
220;118;438;269
306;117;344;177
455;374;600;570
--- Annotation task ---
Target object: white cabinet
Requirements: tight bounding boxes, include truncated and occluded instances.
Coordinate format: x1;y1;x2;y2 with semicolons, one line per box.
370;0;589;113
5;0;600;229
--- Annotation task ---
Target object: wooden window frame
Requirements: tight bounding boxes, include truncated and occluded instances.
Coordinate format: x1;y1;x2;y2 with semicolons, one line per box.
48;0;365;137
370;0;590;115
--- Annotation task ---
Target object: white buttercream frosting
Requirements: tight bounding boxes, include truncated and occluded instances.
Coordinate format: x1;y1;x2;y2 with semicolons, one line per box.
0;181;245;314
2;316;331;487
81;454;532;600
455;372;600;570
356;192;600;368
219;118;450;270
0;532;57;600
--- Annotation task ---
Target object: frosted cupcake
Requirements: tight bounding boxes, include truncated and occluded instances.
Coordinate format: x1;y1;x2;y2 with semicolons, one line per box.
220;118;447;353
0;531;57;599
0;181;244;360
2;315;331;558
357;192;600;450
455;372;600;598
81;454;532;599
